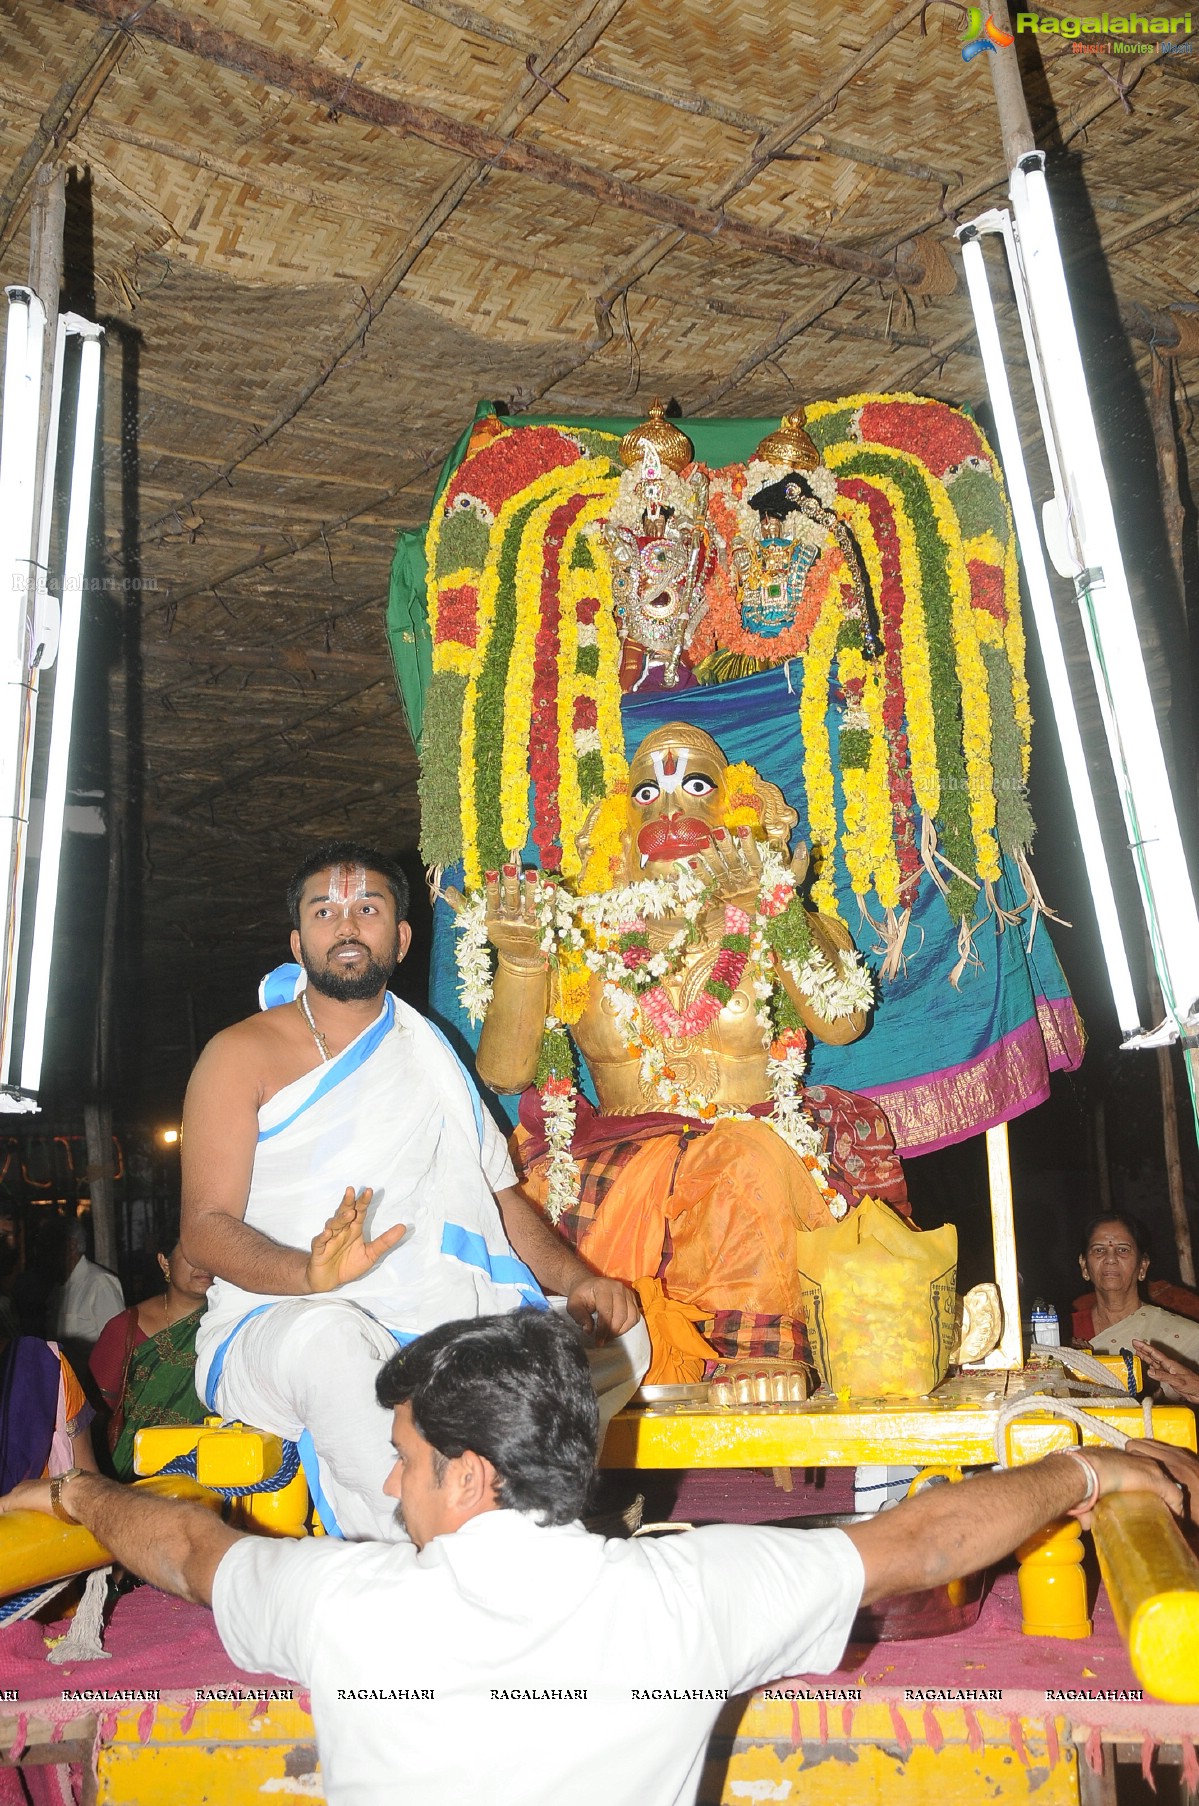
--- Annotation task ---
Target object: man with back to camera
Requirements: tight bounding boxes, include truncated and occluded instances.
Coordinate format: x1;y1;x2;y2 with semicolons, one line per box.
179;839;647;1541
2;1308;1195;1806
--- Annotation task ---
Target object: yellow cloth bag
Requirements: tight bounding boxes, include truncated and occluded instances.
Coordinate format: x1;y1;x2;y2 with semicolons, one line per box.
797;1197;958;1398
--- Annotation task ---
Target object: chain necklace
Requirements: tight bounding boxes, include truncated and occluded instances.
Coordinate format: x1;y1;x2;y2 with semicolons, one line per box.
158;1292;198;1332
297;991;332;1063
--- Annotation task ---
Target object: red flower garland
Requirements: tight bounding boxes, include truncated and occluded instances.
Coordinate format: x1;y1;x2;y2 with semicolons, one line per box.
530;494;588;871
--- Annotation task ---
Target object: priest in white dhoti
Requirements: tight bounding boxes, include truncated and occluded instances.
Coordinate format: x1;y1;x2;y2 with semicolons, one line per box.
183;843;647;1542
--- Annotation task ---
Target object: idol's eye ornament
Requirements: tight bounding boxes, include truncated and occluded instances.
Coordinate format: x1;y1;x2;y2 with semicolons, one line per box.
681;774;716;798
632;781;661;806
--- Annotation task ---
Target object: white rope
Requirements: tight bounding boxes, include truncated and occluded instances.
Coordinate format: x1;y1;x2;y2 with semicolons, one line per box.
1033;1344;1131;1393
994;1394;1130;1467
46;1566;113;1665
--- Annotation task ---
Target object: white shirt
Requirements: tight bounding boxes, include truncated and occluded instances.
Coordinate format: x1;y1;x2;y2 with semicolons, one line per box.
213;1509;864;1806
56;1255;124;1344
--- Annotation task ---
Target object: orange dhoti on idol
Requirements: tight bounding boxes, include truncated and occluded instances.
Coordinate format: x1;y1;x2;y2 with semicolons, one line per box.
515;1086;908;1378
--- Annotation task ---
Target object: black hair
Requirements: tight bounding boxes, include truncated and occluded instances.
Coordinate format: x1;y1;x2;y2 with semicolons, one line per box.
376;1310;598;1526
150;1213;182;1261
286;841;410;929
746;472;823;519
1079;1212;1153;1264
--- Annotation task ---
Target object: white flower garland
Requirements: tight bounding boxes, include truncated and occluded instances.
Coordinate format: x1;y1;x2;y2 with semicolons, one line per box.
783;945;876;1022
455;893;494;1027
452;851;875;1222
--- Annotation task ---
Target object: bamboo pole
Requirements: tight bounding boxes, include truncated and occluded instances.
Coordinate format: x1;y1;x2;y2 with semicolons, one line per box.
1146;354;1196;1288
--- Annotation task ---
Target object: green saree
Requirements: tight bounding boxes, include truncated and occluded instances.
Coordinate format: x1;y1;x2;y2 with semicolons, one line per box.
111;1308;207;1480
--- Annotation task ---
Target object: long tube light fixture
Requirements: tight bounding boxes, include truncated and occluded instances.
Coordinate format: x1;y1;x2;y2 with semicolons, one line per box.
957;219;1141;1039
0;288;103;1108
0;287;46;1099
21;320;103;1093
1004;154;1199;1047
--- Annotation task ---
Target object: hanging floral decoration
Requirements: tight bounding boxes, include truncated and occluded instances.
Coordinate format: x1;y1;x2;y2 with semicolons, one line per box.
422;396;1042;997
421;423;626;886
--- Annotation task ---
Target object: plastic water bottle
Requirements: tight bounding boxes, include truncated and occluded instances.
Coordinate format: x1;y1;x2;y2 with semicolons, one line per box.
1030;1298;1060;1347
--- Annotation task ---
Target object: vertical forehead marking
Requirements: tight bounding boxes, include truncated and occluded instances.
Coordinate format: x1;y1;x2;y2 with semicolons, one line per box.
650;748;690;795
326;862;368;906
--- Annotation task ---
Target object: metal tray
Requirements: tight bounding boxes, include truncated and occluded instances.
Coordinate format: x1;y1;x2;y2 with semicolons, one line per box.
634;1383;711;1404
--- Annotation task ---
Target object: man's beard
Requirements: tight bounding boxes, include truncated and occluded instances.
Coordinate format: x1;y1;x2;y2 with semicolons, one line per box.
302;944;398;1002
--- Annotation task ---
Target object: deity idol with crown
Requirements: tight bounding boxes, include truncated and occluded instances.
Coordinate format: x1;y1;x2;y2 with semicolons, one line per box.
453;720;909;1379
693;410;876;677
600;402;714;692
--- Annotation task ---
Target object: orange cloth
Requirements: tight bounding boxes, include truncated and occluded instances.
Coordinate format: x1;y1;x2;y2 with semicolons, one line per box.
58;1351;87;1433
575;1119;835;1323
632;1278;719;1385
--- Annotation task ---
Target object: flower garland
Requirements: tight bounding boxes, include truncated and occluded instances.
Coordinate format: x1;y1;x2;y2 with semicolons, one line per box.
810;393;1035;905
636;904;751;1039
577;788;631;896
451;838;873;1219
534;1017;578;1225
837;645;901;908
924;464;1001;885
837;484;920;891
798;595;844;917
557;496;626;878
825;446;979;916
460;460;623;888
504;489;579;857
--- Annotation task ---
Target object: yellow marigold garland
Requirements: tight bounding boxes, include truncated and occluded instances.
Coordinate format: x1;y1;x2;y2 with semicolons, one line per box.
550;949;593;1027
722;760;765;830
558;489;624;879
837;647;902;908
576;790;630;896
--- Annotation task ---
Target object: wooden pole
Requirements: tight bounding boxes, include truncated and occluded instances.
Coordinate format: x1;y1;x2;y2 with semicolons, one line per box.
1146;353;1196;1288
27;167;65;520
985;0;1036;165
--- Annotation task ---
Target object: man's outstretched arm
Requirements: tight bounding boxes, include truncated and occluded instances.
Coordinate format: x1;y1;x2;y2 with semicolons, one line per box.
0;1475;242;1608
846;1446;1186;1605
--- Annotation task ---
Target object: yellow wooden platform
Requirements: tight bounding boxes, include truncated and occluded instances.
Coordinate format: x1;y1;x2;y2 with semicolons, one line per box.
600;1369;1198;1471
0;1693;1161;1804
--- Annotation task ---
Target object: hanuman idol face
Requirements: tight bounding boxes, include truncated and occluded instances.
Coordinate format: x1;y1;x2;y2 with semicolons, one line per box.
623;727;729;879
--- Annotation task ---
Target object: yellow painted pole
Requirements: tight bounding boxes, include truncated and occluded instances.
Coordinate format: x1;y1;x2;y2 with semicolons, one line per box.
1091;1492;1199;1704
0;1477;219;1597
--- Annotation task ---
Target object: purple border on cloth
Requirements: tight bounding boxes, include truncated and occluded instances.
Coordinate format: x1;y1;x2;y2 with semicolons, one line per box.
859;995;1085;1157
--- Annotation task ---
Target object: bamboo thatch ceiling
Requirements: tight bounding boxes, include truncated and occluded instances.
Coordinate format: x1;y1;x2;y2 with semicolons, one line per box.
0;0;1195;1116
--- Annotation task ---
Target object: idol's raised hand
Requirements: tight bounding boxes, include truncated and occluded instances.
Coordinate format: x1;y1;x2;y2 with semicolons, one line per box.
442;865;550;968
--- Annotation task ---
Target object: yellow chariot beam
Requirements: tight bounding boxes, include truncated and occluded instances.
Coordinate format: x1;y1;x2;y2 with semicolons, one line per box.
1091;1492;1199;1705
0;1476;219;1598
